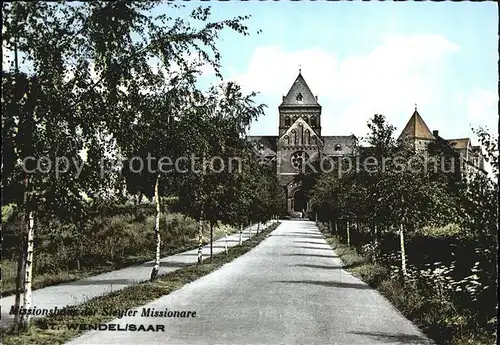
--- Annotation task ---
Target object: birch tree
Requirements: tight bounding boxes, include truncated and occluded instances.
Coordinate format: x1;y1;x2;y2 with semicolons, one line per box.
2;1;256;323
150;174;161;280
1;70;92;331
377;152;456;281
173;82;264;259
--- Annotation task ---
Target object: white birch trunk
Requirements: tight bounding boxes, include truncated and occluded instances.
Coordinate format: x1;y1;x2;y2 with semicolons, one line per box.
197;210;203;264
346;221;350;247
21;211;34;328
14;246;23;330
399;223;407;278
335;221;338;235
209;222;213;263
224;226;228;254
239;224;243;245
151;175;161;279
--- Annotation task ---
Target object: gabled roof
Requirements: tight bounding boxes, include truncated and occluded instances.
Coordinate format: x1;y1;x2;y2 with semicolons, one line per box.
399;109;435;140
448;138;471;150
280;72;320;107
323;136;357;155
246;136;277;155
278;117;323;146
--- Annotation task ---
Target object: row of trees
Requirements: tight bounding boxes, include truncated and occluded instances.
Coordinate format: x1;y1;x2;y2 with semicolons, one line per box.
310;114;497;277
2;1;283;331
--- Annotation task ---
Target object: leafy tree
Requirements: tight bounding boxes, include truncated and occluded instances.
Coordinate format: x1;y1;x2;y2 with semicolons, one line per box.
2;0;255;327
172;82;265;261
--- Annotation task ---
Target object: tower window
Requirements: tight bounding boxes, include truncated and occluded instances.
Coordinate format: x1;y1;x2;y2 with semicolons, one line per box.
296;93;303;102
285;116;291;127
335;144;341;151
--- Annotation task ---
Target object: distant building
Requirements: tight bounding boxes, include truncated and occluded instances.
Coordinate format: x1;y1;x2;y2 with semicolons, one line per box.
248;72;485;216
398;107;486;175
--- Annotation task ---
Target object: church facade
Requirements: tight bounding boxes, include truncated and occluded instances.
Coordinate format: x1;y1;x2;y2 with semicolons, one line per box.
247;72;485;216
247;71;356;215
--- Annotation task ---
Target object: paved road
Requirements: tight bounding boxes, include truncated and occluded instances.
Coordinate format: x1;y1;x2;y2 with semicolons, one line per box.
66;220;432;345
0;222;271;329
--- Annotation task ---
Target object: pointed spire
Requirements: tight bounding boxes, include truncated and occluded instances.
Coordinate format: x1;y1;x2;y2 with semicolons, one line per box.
280;72;319;107
399;106;435;140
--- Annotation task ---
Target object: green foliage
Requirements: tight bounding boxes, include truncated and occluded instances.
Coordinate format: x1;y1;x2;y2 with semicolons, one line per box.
168;82;271;226
2;203;17;223
421;224;461;238
1;0;274;318
1;209;236;295
321;227;496;345
311;116;497;344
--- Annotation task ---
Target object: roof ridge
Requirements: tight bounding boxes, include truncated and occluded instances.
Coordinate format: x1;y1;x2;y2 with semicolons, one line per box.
280;73;320;107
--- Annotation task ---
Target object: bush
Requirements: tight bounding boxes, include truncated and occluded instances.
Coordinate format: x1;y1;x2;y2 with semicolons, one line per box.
1;207;209;295
320;225;496;345
161;213;198;246
421;223;461;238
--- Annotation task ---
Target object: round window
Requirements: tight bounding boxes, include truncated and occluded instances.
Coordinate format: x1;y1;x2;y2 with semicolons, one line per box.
290;151;309;170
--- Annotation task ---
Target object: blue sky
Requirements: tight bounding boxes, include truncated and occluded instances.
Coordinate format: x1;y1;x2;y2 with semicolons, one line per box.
158;1;498;141
3;2;496;142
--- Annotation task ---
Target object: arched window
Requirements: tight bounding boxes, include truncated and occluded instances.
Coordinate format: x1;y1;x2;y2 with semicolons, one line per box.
335;144;342;151
304;129;310;145
310;116;316;128
291;129;297;145
285;116;291;127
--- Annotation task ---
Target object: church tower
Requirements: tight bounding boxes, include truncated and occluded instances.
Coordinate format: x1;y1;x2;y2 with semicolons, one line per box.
278;71;322;137
246;70;357;217
276;71;324;213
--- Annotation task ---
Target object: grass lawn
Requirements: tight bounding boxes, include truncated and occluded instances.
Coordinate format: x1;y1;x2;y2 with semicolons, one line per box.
317;223;496;345
1;220;237;297
1;221;281;345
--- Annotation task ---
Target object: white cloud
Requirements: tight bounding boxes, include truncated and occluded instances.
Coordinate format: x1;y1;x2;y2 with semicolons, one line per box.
466;89;498;132
229;34;461;137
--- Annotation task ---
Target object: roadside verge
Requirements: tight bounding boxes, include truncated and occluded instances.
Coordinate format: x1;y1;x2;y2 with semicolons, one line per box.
1;221;281;345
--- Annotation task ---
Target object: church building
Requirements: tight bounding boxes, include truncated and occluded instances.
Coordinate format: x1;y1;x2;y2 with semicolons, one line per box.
247;71;356;215
247;71;485;216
